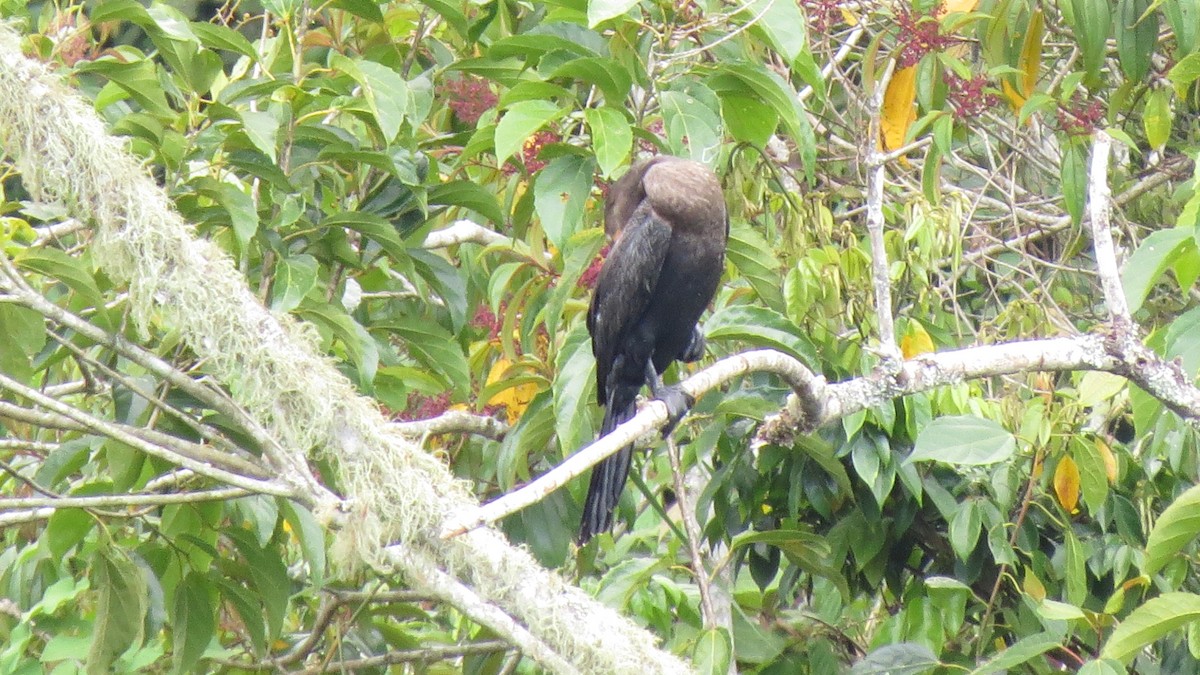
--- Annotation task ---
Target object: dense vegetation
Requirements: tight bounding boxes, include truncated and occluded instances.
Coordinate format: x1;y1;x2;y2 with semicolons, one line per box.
2;0;1200;672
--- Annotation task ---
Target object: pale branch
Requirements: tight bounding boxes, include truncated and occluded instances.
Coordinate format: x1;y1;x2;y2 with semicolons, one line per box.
865;60;900;364
0;438;59;453
446;332;1200;536
0;486;248;511
0;31;690;672
283;641;510;673
45;329;260;466
440;350;826;538
32;217;87;245
0;371;290;496
0;256;335;503
421;219;511;249
390;410;508;440
382;545;581;675
0;508;53;526
666;436;717;629
0;397;268;478
1086;131;1130;324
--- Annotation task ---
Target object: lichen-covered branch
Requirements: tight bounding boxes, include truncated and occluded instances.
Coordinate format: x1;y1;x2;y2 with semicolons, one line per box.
0;26;689;674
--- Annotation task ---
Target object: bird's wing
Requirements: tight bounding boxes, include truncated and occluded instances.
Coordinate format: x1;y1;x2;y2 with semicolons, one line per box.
588;204;673;404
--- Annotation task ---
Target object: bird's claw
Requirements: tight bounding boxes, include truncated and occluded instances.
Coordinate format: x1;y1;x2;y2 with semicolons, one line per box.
655;385;694;438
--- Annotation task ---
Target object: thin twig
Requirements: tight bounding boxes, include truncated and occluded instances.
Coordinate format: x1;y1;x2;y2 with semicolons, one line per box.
665;436;717;628
1086;131;1129;323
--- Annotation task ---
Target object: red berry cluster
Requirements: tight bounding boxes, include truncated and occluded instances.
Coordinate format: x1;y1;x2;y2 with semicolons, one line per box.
521;129;559;173
578;243;611;289
398;391;451;421
1055;95;1105;136
944;72;998;120
470;303;503;340
440;76;498;125
800;0;843;33
896;4;955;68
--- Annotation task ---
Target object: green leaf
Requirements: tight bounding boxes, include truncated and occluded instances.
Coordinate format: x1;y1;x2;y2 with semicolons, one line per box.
949;500;982;560
281;502;327;589
719;93;778;147
1168;53;1200;94
585;107;632;178
548;57;633;106
1144;483;1200;576
738;0;806;62
190;21;258;60
660;88;722;162
76;57;173;117
1067;0;1111;87
1077;659;1127;675
534;155;595;252
1115;0;1156;82
494;100;565;164
709;63;814;178
1060;141;1086;226
331;0;384;21
239;110;279;163
323;211;407;262
693;628;732;675
1101;593;1200;662
553;322;597;455
429;180;506;227
296;302;379;387
727;220;785;310
705;305;817;365
270;254;318;313
850;643;937;675
1163;0;1198;54
970;632;1061;675
226;530;290;641
88;543;148;674
909;416;1016;466
217;181;260;249
171;573;215;674
1064;527;1087;606
1074;438;1110;516
331;55;409;142
587;0;640;27
1122;227;1191;313
382;321;470;397
1143;88;1173;150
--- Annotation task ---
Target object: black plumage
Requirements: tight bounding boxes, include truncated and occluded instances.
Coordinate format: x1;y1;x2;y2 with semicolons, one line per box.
579;155;728;542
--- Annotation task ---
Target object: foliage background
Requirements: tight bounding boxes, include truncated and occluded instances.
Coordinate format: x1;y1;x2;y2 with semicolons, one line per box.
1;0;1200;672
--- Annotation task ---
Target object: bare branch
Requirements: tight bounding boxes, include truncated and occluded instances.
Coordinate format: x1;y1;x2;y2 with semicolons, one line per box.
0;486;248;511
382;545;581;675
865;60;901;365
440;350;825;537
1087;131;1129;324
391;410;508;440
421;219;511;249
0;371;290;496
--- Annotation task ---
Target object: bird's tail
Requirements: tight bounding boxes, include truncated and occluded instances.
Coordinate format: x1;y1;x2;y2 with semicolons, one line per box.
579;385;638;543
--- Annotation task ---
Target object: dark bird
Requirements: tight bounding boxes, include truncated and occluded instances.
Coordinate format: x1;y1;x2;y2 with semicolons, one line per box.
580;155;729;542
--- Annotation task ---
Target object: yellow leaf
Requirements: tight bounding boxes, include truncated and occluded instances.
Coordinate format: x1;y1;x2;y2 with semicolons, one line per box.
1001;80;1027;114
1096;438;1118;484
882;65;918;157
939;0;978;15
486;357;538;425
1020;9;1044;99
1024;567;1047;602
840;7;858;26
900;323;935;359
1054;455;1081;513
